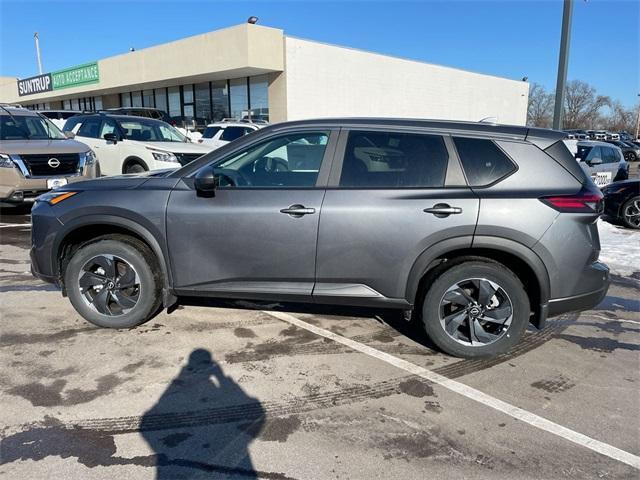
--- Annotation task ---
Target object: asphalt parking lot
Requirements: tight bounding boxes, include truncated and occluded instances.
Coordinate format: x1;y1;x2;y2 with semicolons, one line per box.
1;202;638;479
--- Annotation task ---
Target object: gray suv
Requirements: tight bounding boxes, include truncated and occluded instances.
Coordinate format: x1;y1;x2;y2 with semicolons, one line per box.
30;119;610;358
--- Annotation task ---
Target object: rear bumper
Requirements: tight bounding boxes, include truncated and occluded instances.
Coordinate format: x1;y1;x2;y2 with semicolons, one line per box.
547;262;610;316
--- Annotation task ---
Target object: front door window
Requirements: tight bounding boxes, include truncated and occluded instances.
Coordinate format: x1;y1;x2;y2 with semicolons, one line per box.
213;132;329;188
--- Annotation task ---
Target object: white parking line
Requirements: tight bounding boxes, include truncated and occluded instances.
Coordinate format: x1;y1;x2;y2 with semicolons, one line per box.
0;223;32;228
265;310;640;470
585;314;640;326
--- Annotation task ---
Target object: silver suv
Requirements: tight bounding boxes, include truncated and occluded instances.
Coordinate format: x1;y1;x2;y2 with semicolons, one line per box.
576;140;628;187
30;119;610;358
0;105;98;206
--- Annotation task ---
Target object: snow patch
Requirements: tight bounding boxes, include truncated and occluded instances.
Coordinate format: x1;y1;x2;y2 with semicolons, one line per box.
598;219;640;277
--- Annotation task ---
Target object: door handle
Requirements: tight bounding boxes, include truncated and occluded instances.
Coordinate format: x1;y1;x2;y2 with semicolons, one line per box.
423;203;463;218
280;204;316;217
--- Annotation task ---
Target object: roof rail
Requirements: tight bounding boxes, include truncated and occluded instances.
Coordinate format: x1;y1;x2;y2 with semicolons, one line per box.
0;103;25;109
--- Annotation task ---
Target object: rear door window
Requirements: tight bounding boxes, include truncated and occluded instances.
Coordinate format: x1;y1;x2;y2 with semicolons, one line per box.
339;131;448;188
202;126;222;139
453;137;516;186
76;117;102;138
220;126;250;142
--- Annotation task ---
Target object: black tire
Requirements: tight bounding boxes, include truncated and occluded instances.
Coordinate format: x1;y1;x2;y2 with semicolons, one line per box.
625;152;637;162
125;162;146;174
64;238;162;328
420;260;530;358
621;195;640;230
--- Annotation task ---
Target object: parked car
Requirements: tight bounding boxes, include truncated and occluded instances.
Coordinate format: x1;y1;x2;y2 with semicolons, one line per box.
63;113;211;175
575;140;628;187
30;118;610;358
0;105;98;206
605;133;620;141
601;180;640;229
605;140;640;162
563;129;588;140
105;107;172;124
198;121;262;149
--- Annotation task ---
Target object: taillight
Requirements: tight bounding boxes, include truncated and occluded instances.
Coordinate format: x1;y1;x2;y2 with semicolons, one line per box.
540;189;603;213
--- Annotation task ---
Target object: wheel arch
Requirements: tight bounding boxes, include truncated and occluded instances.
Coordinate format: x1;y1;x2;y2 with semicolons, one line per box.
55;216;175;307
406;236;551;329
122;156;148;174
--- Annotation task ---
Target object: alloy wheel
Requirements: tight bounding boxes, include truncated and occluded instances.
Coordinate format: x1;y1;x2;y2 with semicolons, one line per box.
439;278;513;346
78;254;141;316
623;198;640;228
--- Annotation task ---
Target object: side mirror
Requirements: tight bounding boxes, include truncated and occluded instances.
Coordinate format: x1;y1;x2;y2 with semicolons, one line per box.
104;133;119;144
589;157;602;165
194;166;218;197
64;131;75;139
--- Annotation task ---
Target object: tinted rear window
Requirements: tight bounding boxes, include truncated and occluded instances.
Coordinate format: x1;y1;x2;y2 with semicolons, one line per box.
453;137;516;186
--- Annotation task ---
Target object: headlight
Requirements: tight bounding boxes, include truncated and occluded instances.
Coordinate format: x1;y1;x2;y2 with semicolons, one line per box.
147;148;178;163
0;153;15;168
36;191;78;205
81;150;97;166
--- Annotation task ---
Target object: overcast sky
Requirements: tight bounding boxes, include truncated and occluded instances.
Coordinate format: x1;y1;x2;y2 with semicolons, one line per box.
1;0;638;106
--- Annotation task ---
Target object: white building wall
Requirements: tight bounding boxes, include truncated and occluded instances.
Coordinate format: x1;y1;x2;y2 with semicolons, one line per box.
284;37;529;125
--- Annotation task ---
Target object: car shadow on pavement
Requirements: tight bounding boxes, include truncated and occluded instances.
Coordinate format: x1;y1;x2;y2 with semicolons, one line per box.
177;297;442;352
140;348;266;479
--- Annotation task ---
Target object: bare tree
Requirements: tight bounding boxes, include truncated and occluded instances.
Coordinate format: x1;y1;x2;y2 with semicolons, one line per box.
604;101;639;134
563;80;610;129
527;83;554;128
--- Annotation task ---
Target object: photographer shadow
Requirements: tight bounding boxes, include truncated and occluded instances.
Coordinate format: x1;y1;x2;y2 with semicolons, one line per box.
140;349;265;479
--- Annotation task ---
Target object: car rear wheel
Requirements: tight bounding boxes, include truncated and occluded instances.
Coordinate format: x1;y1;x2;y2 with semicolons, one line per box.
420;261;530;358
65;238;162;328
621;195;640;229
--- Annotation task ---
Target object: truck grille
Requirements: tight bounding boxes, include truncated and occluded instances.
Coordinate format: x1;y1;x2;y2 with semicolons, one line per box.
175;153;203;166
20;153;80;177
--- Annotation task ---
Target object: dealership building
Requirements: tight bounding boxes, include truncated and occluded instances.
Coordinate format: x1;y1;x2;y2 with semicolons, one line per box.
0;23;529;126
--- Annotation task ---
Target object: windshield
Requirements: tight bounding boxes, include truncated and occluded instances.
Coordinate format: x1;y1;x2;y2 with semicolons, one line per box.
0;114;67;140
119;118;187;142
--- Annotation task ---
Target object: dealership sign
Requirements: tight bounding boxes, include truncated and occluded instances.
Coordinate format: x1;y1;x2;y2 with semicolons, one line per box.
17;62;99;97
17;74;52;96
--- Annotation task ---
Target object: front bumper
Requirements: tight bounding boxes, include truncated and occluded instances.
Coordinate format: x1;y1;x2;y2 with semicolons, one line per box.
30;248;59;285
547;262;610;316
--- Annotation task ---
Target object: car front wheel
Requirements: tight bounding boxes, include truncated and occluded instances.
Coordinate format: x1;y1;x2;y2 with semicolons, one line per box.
420;261;530;358
65;238;162;328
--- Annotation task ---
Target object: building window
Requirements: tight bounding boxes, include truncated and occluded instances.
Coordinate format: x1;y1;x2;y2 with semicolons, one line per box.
121;92;132;108
211;80;229;121
132;91;142;107
63;100;72;110
195;83;211;125
168;86;181;118
249;74;269;122
229;78;248;120
155;88;167;112
94;96;103;111
142;90;154;108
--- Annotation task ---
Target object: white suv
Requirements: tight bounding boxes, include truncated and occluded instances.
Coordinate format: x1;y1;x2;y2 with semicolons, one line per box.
197;121;262;150
63;114;212;176
575;140;629;187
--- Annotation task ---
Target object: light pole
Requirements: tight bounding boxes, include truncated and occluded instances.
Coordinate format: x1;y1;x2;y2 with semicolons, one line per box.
635;94;640;139
34;32;43;75
552;0;574;130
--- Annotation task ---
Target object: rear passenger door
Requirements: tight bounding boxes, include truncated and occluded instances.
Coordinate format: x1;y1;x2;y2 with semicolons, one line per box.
314;129;479;305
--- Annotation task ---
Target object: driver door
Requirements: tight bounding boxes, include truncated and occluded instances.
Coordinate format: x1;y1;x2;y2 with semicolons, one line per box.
94;118;123;176
166;129;338;301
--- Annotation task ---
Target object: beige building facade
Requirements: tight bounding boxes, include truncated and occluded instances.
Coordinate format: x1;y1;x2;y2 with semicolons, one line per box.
0;23;529;126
